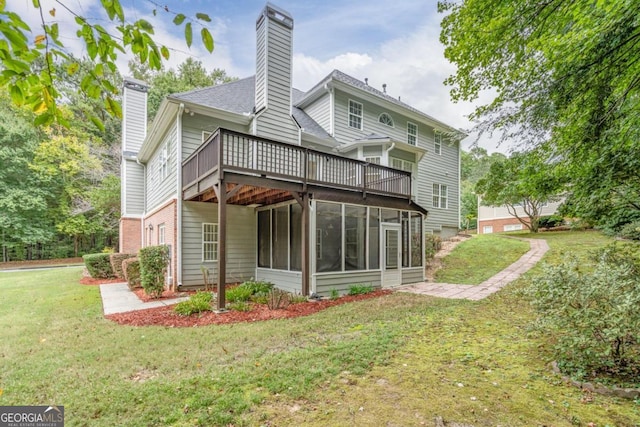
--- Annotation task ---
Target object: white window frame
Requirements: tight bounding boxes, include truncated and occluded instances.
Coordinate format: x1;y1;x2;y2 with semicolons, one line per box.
434;132;442;155
407;122;418;146
433;183;448;209
378;112;394;127
504;223;524;232
391;157;414;173
348;99;363;130
158;223;166;245
483;225;494;234
158;144;168;180
365;156;381;165
202;223;218;262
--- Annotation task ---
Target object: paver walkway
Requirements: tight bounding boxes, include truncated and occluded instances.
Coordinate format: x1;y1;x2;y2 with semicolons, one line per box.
397;237;549;300
100;283;190;315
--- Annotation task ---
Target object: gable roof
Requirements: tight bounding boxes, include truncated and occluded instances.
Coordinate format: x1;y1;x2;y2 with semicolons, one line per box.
296;70;466;138
168;76;333;143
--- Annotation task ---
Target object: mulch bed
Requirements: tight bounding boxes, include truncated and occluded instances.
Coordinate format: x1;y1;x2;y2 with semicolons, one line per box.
132;288;195;302
105;289;392;327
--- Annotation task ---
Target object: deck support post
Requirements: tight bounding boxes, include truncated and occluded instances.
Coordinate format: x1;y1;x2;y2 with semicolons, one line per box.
216;180;227;311
301;192;310;296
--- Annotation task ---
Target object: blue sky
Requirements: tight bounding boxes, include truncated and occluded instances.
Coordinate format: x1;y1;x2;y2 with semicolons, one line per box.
11;0;502;152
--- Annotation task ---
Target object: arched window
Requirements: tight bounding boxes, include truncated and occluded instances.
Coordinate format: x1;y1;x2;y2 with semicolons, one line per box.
378;112;394;127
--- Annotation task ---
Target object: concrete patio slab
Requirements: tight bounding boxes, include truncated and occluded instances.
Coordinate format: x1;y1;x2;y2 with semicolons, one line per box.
100;283;190;315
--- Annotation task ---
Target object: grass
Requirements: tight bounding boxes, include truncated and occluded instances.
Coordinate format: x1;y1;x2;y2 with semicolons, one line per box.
435;233;531;284
0;230;638;426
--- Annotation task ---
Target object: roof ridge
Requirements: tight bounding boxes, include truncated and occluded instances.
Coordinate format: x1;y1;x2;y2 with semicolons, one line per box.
170;75;255;99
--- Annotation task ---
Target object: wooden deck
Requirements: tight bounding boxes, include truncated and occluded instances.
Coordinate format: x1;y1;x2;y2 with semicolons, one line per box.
182;128;412;205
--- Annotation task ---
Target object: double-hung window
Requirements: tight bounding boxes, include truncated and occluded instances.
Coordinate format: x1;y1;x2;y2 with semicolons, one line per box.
202;223;218;261
158;144;168;180
348;100;363;130
434;132;442;155
433;184;448;209
407;122;417;146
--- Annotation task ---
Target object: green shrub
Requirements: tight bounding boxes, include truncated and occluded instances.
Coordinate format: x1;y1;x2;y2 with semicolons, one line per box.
618;221;640;241
267;288;290;310
174;291;213;316
289;293;308;304
122;257;141;290
82;253;114;279
538;215;564;229
348;284;374;296
139;245;169;298
249;293;269;304
110;253;136;279
227;301;251;312
528;244;640;383
330;288;340;300
226;285;253;303
239;279;274;295
425;234;442;260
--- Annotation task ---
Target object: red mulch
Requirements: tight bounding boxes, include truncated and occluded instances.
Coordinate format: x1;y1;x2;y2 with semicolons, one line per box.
80;277;126;285
105;289;392;327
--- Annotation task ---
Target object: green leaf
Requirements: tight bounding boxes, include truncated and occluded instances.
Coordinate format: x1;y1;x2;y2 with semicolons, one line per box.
105;96;121;118
173;14;186;25
160;45;170;60
136;19;154;34
31;0;39;7
196;13;211;22
33;111;52;126
66;62;79;75
184;22;193;48
9;84;23;105
90;115;106;132
201;28;214;53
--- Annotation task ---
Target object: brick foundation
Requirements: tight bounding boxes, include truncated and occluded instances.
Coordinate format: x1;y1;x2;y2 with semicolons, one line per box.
478;217;529;234
119;217;142;254
143;199;178;288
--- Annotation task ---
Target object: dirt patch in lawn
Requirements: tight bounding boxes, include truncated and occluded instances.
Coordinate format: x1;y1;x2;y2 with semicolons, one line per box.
79;277;126;285
105;289;392;327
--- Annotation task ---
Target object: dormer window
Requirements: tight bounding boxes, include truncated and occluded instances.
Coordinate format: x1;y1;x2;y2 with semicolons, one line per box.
378;113;394;127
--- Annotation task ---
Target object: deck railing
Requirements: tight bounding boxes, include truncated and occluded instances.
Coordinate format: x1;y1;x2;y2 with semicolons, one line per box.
182;128;411;199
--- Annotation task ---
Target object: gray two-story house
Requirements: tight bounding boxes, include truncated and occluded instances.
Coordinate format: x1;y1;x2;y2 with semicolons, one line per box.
119;3;463;307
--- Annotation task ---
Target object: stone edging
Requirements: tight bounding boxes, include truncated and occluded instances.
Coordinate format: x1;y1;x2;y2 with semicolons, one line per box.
550;361;640;399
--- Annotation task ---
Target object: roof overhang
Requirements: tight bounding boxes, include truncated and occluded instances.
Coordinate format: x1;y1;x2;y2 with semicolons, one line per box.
336;136;428;161
138;98;253;163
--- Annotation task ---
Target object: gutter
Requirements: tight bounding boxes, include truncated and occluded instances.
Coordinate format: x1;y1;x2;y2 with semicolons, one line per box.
176;103;185;289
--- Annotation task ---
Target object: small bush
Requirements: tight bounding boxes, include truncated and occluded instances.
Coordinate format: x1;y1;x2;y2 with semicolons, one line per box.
122;258;141;290
348;284;374;296
267;288;290;310
425;234;442;260
539;215;564;229
227;301;251;312
83;253;114;279
330;289;339;300
250;293;269;304
618;221;640;241
110;253;136;279
174;291;213;316
226;285;253;303
289;293;308;304
139;245;169;298
528;244;640;383
239;279;274;295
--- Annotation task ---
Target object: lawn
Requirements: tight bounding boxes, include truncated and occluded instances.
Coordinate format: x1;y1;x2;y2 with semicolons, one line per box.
435;233;531;284
0;230;638;426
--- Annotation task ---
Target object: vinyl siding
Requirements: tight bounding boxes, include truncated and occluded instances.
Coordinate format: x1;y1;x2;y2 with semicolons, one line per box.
401;268;424;285
122;87;147;152
181;114;248;160
477;199;563;221
146;122;178;212
181;202;256;286
123;159;145;215
314;271;382;297
255;269;302;294
303;92;331;133
253;12;299;143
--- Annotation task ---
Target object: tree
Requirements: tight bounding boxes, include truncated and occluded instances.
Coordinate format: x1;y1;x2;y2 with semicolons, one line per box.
0;1;215;128
475;149;564;233
440;0;640;230
129;57;237;120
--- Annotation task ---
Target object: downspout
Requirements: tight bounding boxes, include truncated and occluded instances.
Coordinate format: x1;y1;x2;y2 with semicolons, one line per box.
384;142;396;167
176;103;185;288
136;157;146;248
